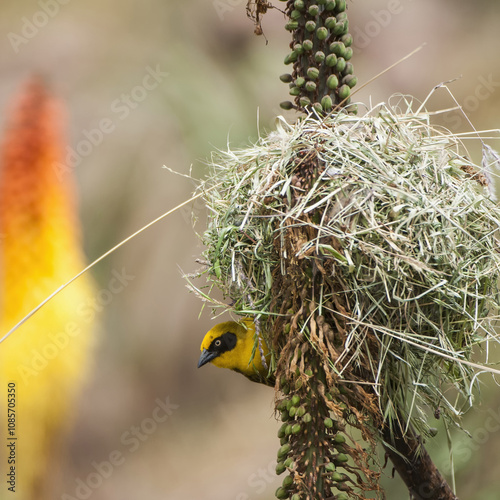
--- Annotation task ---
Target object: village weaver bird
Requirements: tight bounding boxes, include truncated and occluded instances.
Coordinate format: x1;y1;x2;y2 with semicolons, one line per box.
198;318;274;385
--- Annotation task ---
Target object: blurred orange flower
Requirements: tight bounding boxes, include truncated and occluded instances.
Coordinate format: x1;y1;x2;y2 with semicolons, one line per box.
0;78;96;500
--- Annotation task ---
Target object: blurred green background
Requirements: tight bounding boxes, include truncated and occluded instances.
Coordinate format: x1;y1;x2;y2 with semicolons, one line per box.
1;0;500;498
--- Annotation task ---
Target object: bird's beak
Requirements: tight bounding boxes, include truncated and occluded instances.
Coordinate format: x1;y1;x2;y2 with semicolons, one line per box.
198;349;218;368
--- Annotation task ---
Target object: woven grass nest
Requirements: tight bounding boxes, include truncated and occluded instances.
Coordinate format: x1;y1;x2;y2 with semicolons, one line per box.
193;95;500;495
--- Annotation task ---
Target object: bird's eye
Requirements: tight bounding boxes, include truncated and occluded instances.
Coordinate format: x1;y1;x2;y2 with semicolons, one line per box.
214;339;221;347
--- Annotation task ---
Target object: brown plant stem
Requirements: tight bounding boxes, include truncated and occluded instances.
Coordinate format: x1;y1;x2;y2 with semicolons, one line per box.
382;421;458;500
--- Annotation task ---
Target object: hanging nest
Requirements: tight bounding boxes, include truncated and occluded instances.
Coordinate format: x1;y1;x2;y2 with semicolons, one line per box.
192;96;500;499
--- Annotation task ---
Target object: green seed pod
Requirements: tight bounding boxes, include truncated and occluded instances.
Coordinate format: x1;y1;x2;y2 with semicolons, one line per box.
343;62;354;75
325;462;335;472
275;487;288;499
278;423;287;437
294;378;303;390
276;461;287;475
289;86;301;96
344;47;353;60
308;4;319;16
293;43;304;54
304;368;313;376
325;17;336;29
338;84;350;100
280;101;294;110
326;74;339;89
334;433;346;444
302;39;314;51
283;323;291;334
285;424;293;435
305;81;317;92
329;41;346;56
296;406;306;417
291;9;302;20
316;27;328;40
303;412;312;423
331;471;344;482
307;67;320;79
284;457;294;467
336;12;347;22
282;475;293;488
279;73;293;83
305;20;316;32
291;423;301;434
280;436;288;445
295;77;305;87
291;495;301;500
325;54;337;67
286;399;294;411
336;0;346;11
284;51;298;65
294;0;305;9
334;453;349;464
299;96;311;107
314;51;325;63
321;95;333;111
333;21;347;36
278;443;291;459
313;102;323;114
342;75;357;88
281;410;290;421
282;383;291;395
338;85;351;100
285;21;299;31
335;57;346;72
325;0;336;11
324;417;334;428
289;406;297;417
277;399;288;411
291;394;301;406
341;33;353;47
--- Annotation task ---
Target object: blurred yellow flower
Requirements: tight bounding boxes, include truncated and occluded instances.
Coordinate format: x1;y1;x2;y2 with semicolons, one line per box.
0;78;96;499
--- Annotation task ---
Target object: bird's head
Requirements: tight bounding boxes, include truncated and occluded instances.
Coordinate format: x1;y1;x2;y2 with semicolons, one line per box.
198;319;273;385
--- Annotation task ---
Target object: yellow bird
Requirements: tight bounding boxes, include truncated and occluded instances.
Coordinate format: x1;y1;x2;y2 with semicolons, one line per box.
198;319;274;385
